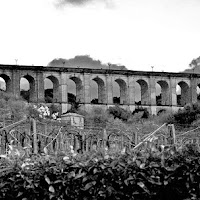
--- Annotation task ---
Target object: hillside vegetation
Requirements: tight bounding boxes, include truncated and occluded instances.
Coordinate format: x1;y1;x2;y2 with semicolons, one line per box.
1;93;200;199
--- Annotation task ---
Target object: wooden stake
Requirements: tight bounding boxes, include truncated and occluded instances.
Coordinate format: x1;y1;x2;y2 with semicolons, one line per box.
134;132;138;146
167;124;176;145
103;129;108;149
30;118;38;154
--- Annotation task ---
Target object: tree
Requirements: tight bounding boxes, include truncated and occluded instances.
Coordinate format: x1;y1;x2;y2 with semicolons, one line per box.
108;105;132;121
0;91;27;121
189;57;200;68
166;102;200;128
133;108;149;119
84;107;109;127
68;93;76;103
20;90;30;102
45;89;53;103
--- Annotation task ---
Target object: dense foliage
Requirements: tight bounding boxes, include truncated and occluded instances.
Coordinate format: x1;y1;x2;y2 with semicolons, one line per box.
132;107;149;119
166;103;200;128
84;107;108;127
1;144;200;200
2;93;200;199
0;91;27;121
108;105;132;121
0;90;61;122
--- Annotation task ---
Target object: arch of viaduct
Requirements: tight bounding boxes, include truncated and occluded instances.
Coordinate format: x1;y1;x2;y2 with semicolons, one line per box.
0;64;199;115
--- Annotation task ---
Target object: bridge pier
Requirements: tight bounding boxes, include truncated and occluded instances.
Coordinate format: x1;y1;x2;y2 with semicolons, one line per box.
37;71;45;103
149;77;156;107
12;70;20;98
191;78;197;104
84;73;91;105
170;78;177;106
106;75;113;105
128;77;135;106
60;73;68;114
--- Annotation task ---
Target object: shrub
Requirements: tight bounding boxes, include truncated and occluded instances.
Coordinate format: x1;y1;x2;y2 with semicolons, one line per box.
85;107;109;127
132;107;149;119
152;110;174;125
107;105;132;121
1;145;200;200
0;91;27;121
167;103;200;128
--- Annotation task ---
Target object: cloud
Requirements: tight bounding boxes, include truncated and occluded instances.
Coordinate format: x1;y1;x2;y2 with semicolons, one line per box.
48;55;127;70
57;0;93;6
56;0;114;8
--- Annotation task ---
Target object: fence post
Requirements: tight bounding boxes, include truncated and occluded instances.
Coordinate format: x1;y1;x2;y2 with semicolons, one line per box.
82;132;85;153
85;136;89;152
134;132;138;146
103;129;108;149
30;118;38;154
0;122;3;154
167;124;176;145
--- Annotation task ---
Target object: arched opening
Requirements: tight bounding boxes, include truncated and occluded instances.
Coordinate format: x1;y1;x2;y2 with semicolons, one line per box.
136;79;148;105
90;80;98;104
156;81;170;106
91;77;106;104
197;84;200;102
135;82;141;105
156;83;161;105
20;75;35;102
44;76;59;103
68;77;83;103
176;81;190;106
0;74;12;92
68;79;76;104
113;81;120;104
0;77;5;91
113;78;128;104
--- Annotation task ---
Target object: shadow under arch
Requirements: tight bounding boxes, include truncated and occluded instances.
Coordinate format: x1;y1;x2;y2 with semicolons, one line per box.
69;76;83;103
44;75;60;103
91;76;106;104
177;81;190;106
196;83;200;102
157;80;170;106
20;74;35;102
114;78;128;104
136;79;149;105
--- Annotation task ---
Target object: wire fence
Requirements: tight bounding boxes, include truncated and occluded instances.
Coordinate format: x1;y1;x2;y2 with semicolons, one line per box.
0;118;199;155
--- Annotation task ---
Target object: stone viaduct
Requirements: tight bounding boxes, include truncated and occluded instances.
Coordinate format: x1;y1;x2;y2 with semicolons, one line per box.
0;64;199;115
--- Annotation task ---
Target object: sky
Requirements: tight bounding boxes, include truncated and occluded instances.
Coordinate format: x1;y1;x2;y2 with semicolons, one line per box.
0;0;200;72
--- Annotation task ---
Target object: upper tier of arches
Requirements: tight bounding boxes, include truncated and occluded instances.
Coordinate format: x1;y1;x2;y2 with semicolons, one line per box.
0;71;195;107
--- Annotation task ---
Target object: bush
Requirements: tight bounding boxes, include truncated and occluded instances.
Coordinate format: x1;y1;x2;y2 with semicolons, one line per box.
84;107;109;127
132;107;149;119
0;91;27;121
152;110;174;125
107;105;132;121
1;145;200;200
167;103;200;128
